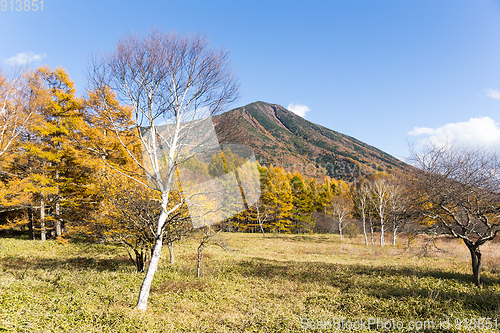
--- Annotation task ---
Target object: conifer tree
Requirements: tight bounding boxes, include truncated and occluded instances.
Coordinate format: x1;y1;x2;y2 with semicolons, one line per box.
6;67;98;240
289;172;315;233
317;176;339;217
261;165;293;232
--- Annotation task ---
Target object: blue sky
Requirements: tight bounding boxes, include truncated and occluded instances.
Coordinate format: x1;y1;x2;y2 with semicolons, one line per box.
1;0;500;160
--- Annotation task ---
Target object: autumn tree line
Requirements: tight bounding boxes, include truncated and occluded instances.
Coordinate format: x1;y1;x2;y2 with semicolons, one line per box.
224;164;410;246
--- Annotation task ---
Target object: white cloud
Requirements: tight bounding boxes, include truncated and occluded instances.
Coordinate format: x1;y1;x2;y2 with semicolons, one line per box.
5;52;46;66
408;117;500;150
287;103;310;118
485;88;500;100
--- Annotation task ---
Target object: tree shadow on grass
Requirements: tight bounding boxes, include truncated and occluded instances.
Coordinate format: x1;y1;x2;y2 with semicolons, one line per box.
237;257;500;315
264;234;337;244
0;232;31;239
1;255;133;272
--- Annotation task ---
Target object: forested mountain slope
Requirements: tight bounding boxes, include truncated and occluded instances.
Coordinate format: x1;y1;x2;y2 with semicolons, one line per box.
214;101;410;181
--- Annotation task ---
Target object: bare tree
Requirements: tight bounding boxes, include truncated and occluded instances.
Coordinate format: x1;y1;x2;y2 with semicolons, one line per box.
368;211;375;245
330;195;353;241
410;142;500;286
255;200;268;237
388;185;404;246
386;178;412;246
88;28;238;310
195;226;229;278
369;176;391;246
353;180;370;245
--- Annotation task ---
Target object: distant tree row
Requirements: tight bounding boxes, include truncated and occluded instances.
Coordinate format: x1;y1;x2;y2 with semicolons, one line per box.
223;162;413;247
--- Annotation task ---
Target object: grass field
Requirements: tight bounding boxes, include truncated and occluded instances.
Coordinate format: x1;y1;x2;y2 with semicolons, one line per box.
1;233;500;332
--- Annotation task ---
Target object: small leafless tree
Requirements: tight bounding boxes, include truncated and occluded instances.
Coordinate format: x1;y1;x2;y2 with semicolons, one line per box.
88;28;239;310
196;226;230;278
255;199;267;237
386;178;412;246
353;180;371;245
410;142;500;287
330;195;353;241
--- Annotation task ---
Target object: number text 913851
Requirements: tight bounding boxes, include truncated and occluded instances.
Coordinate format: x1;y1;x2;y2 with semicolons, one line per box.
1;0;43;11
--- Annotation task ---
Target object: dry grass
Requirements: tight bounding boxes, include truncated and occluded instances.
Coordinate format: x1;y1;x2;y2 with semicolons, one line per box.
1;233;500;332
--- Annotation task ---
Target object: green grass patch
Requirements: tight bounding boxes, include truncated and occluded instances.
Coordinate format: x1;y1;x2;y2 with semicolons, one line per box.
1;234;499;332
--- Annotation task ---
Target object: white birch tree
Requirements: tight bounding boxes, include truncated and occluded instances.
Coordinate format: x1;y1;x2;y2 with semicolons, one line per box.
387;180;410;246
88;29;239;311
353;180;371;245
369;176;391;246
330;195;353;241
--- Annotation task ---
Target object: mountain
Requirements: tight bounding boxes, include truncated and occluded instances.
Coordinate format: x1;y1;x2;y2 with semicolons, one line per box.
213;101;410;181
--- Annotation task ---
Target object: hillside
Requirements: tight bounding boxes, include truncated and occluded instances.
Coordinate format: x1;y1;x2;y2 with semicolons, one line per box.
214;101;410;181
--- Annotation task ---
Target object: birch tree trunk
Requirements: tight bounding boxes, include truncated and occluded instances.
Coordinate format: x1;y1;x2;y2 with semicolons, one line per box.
28;207;35;240
259;222;266;237
197;246;203;278
40;194;46;241
55;170;62;237
380;218;384;246
136;210;168;310
55;196;61;237
256;205;265;237
392;222;397;246
370;215;374;245
167;242;175;265
362;215;368;246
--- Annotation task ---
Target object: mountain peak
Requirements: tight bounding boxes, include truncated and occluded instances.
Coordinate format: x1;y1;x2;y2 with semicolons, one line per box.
244;101;291;117
214;101;409;181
